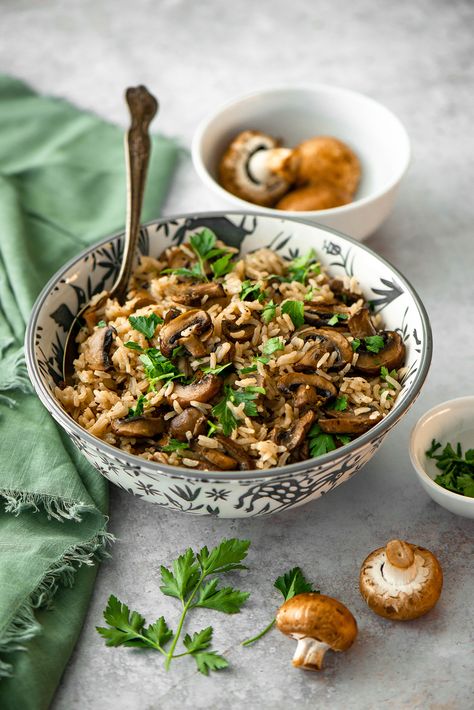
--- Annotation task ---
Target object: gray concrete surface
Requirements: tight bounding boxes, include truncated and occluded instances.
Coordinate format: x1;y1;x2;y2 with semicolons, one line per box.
2;0;474;708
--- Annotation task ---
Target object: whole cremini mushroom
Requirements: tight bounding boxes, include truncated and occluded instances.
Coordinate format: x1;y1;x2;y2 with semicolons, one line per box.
276;593;357;670
359;539;443;621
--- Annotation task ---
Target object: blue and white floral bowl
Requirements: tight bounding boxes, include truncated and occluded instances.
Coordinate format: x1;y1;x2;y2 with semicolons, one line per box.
25;213;432;518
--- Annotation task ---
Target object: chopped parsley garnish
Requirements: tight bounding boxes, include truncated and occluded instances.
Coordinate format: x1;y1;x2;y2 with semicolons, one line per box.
426;439;474;497
124;341;144;351
129;313;162;340
262;337;284;356
364;335;385;353
162;229;234;282
327;312;349;327
127;394;147;418
97;320;107;328
240;280;266;303
211;385;265;435
210;252;234;278
287;249;321;284
140;348;185;387
201;362;233;376
328;395;348;412
161;439;190;454
380;366;398;389
207;420;221;437
242;566;318;647
308;423;351;457
254;354;270;364
281;300;305;329
351;338;361;351
261;300;276;324
240;365;258;374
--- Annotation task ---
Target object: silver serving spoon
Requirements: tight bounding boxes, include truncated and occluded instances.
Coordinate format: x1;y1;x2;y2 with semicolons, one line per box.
62;85;158;383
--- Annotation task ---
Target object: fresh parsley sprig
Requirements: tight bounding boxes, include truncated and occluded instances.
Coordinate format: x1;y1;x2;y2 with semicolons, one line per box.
308;423;351;457
97;538;250;675
127;394;147;418
242;567;318;647
287;249;321;284
163;229;234;282
351;335;385;354
128;313;162;339
240;280;266;303
327;312;349;327
211;385;265;435
140;348;185;388
426;439;474;497
281;300;304;328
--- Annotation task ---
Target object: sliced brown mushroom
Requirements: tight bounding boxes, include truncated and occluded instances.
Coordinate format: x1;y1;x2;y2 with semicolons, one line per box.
159;309;213;358
294;328;352;371
174;282;225;305
170;373;222;408
318;409;382;435
348;308;376;338
131;290;158;309
219;130;296;207
278;372;337;404
354;331;405;375
84;325;117;370
200;449;239;471
329;278;362;306
274;410;316;451
216;435;255;470
304;303;351;330
111;416;164;438
169;407;207;441
222;320;255;342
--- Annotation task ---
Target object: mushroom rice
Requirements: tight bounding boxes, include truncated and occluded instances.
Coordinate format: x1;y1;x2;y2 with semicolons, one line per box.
56;229;406;471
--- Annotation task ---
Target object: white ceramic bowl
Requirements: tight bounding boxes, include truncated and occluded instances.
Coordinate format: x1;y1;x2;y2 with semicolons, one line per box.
26;212;431;518
410;397;474;519
192;86;410;241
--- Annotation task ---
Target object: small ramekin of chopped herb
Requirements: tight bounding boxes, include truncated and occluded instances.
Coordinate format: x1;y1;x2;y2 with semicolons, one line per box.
410;396;474;519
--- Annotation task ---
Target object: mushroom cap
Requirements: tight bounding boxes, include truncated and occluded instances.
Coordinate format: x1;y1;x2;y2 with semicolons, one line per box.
293;136;361;195
359;540;443;621
354;331;406;375
159;308;213;358
276;182;351;211
276;593;357;652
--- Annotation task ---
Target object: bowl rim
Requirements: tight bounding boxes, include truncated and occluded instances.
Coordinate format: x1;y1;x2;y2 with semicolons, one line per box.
191;83;411;217
25;210;432;481
409;395;474;504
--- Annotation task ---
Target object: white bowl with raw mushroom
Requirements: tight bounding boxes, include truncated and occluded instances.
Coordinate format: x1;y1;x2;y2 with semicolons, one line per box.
410;396;474;519
26;212;430;518
192;86;411;240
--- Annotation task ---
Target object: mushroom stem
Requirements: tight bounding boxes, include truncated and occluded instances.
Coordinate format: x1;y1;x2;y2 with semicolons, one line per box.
247;148;294;183
292;636;330;671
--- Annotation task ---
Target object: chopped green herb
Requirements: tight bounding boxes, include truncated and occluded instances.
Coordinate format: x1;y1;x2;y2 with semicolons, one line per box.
240;365;258;374
124;341;144;352
287;249;321;284
327;312;349;327
127;394;147;418
97;320;107;328
328;395;348;412
337;434;352;445
97;538;250;674
202;362;233;376
211;385;264;435
364;335;385;353
262;337;284;356
304;287;317;301
207;420;221;437
281;300;305;329
426;439;474;497
161;439;190;453
351;338;361;351
189;228;217;260
308;423;337;457
261;300;276;324
380;366;398;389
240;280;266;303
129;313;162;340
242;567;318;647
161;263;207;281
210;252;234;278
140;348;185;386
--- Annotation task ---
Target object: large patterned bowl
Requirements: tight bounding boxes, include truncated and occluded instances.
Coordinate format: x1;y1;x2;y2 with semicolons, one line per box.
25;213;432;518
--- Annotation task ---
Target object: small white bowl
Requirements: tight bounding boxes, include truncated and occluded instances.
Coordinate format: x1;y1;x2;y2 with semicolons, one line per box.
410;397;474;519
192;85;411;241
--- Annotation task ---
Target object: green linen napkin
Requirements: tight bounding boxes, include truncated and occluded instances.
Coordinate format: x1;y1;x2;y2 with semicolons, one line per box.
0;76;178;709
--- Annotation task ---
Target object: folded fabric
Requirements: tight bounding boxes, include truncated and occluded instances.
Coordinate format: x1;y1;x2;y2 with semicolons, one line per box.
0;76;178;709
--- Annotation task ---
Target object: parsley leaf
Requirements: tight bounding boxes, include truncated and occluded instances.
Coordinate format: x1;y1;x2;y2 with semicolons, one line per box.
98;538;250;675
242;567;318;647
364;335;385;353
262;337;284;356
240;365;258;374
287;249;321;284
211;386;264;434
124;340;144;351
380;366;398;389
127;394;146;418
97;320;107;328
308;423;336;457
161;263;207;281
240;280;266;302
281;300;305;328
140;348;185;386
129;313;162;339
210;252;234;278
351;338;361;351
201;362;233;376
426;438;474;497
327;312;349;327
190;228;217;259
161;439;190;454
261;300;276;324
328;395;348;412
